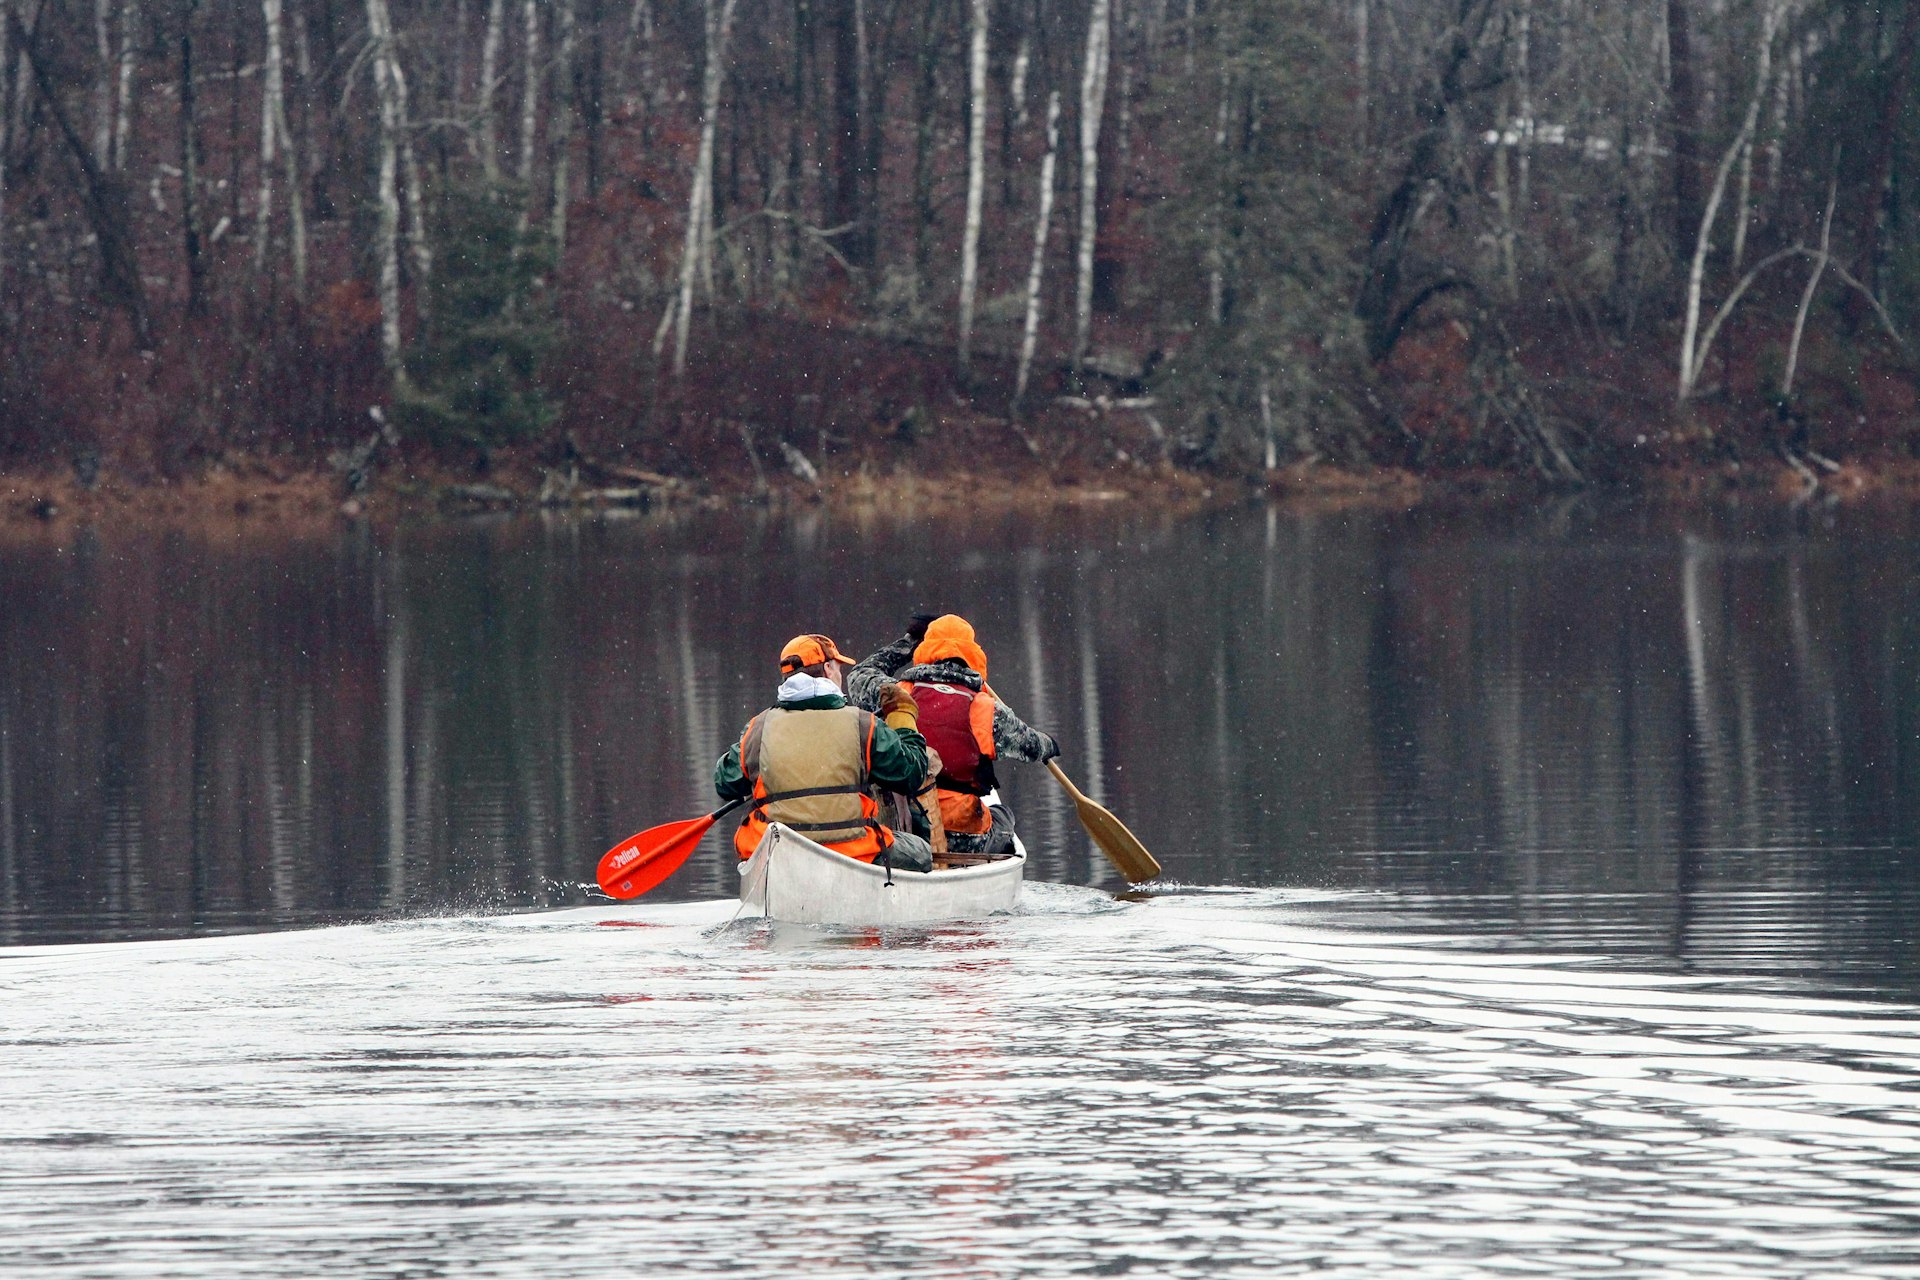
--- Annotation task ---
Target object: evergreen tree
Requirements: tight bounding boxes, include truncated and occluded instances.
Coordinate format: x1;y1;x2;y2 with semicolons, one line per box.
1145;0;1364;472
398;182;558;449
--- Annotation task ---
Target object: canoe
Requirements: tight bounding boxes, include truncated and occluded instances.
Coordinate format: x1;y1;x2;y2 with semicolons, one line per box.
736;801;1026;926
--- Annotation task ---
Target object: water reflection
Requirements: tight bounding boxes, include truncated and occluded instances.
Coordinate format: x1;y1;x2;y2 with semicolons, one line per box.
3;502;1919;997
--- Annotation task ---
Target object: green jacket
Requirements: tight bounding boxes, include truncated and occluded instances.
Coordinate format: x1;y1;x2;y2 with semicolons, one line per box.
714;693;930;801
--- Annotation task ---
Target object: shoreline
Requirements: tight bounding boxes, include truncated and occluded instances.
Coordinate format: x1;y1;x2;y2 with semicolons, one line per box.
4;447;1917;540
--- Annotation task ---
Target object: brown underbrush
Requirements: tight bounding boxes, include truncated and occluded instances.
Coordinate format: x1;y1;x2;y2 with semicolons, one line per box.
5;280;1920;537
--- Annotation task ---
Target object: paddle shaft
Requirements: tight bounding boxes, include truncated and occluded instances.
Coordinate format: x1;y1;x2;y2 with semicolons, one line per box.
977;679;1161;884
1044;758;1162;883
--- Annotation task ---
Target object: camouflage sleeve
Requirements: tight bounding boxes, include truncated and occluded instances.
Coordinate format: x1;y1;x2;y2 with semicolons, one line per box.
846;632;918;712
991;700;1057;764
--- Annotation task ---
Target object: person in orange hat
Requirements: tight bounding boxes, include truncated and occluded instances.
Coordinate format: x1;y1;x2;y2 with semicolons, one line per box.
848;614;1058;858
714;632;936;872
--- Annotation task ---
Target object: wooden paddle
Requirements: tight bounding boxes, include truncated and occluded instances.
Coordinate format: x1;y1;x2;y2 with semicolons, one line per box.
596;797;747;900
1045;759;1161;883
975;678;1161;884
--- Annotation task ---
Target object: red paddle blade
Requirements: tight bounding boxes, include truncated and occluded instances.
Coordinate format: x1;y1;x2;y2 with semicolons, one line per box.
595;814;718;900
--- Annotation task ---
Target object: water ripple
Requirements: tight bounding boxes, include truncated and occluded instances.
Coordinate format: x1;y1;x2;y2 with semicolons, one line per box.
4;891;1920;1277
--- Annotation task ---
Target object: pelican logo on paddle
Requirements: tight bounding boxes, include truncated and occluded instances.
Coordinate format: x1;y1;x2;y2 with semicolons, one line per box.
597;797;749;900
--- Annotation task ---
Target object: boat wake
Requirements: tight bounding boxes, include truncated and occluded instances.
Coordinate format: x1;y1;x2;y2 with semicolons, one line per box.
6;888;1919;1278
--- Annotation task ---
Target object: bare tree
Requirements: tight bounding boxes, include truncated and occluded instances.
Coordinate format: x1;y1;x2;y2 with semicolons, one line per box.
671;0;739;376
1206;54;1228;324
91;0;112;164
1678;0;1780;404
366;0;407;368
111;0;135;169
1073;0;1111;372
1013;89;1062;416
9;3;150;342
627;0;657;124
1354;0;1503;362
255;0;307;298
551;0;576;253
957;0;989;372
516;0;540;230
1783;169;1838;401
478;0;505;179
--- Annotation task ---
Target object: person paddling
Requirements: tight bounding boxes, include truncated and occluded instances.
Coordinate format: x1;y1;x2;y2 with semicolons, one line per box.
849;614;1059;859
714;633;938;873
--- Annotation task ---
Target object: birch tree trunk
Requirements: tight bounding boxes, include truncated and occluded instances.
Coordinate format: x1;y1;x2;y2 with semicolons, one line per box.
254;0;285;276
1677;0;1779;404
1493;86;1517;299
281;82;307;300
1013;90;1062;417
1010;33;1030;126
111;0;134;169
1207;57;1229;325
1515;0;1531;208
1730;137;1754;271
852;0;873;265
270;0;311;297
1114;1;1136;201
1764;36;1792;200
518;0;540;197
478;0;505;180
1783;168;1838;403
366;0;406;369
672;0;739;376
1073;0;1112;373
550;0;576;253
629;0;657;128
91;0;112;165
957;0;989;373
385;25;432;300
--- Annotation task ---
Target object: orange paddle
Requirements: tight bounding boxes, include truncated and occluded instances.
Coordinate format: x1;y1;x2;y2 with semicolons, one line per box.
596;797;747;900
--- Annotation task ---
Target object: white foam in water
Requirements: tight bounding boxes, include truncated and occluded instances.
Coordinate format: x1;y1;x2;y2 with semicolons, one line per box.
5;889;1920;1278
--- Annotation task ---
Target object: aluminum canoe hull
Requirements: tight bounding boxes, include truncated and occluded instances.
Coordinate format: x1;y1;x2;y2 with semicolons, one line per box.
737;823;1025;926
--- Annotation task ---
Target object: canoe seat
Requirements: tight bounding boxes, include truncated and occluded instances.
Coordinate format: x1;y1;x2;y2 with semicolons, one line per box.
931;851;1020;870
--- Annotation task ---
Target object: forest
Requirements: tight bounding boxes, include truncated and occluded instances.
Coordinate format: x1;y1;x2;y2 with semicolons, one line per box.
0;0;1917;500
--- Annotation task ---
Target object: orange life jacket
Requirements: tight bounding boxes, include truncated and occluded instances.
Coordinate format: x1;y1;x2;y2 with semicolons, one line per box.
733;706;892;862
901;679;997;835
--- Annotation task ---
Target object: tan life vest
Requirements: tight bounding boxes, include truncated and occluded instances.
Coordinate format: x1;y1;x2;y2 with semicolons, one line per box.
733;706;889;861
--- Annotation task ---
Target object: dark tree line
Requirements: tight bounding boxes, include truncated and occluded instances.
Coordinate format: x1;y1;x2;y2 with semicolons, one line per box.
0;0;1915;480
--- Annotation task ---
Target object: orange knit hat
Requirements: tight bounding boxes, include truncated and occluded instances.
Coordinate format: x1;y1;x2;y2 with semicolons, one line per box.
911;614;988;677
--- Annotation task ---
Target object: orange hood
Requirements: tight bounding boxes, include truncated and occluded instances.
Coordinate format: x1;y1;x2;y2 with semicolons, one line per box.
911;614;988;677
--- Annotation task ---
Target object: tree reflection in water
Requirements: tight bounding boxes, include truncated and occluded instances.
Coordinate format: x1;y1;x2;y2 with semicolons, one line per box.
2;503;1917;999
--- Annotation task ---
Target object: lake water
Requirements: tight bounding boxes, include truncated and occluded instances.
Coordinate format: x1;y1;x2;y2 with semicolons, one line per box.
4;499;1920;1276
